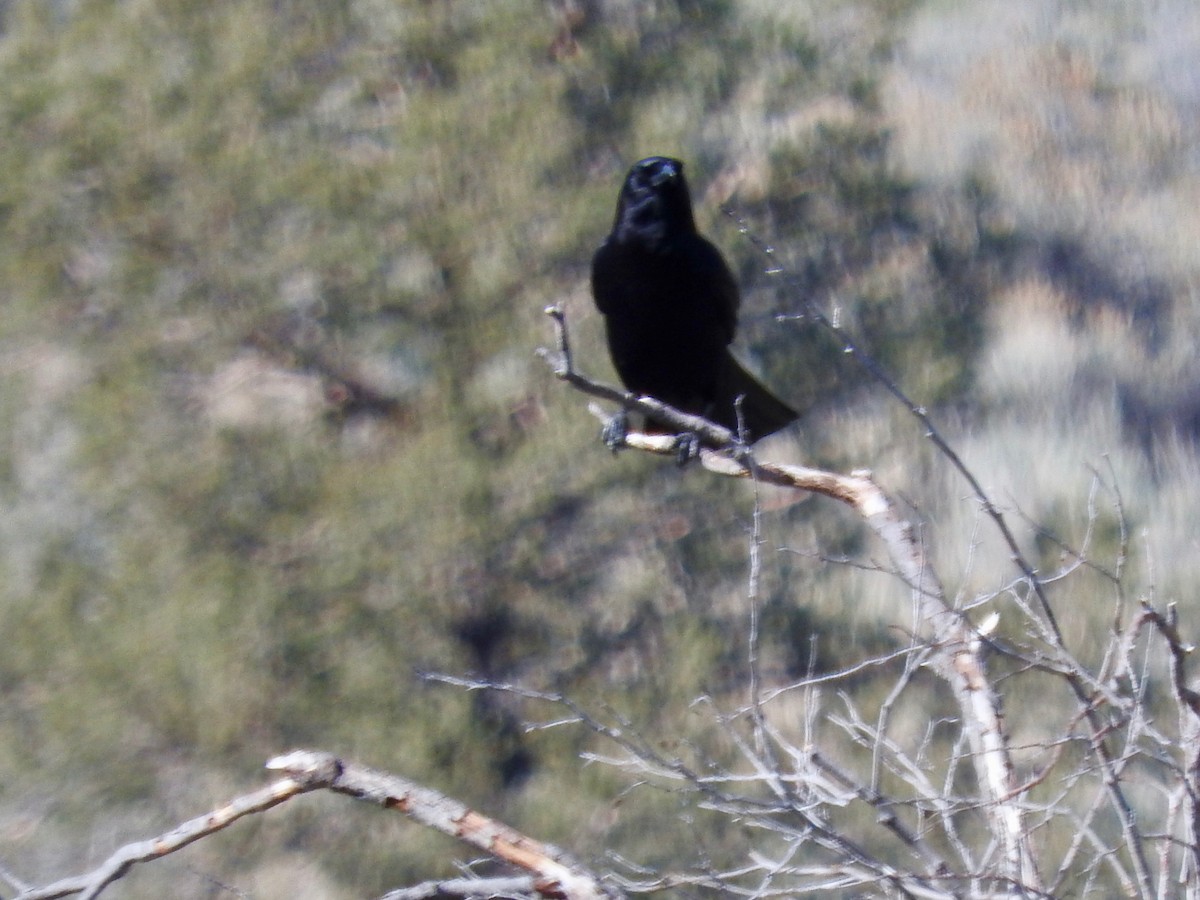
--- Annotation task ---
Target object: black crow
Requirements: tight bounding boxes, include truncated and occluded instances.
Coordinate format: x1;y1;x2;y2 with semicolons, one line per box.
591;156;797;447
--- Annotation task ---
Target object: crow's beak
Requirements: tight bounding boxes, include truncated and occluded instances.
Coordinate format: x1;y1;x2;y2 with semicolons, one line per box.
649;162;678;187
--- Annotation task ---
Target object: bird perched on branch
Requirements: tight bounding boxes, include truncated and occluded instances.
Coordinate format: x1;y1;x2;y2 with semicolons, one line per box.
591;156;797;451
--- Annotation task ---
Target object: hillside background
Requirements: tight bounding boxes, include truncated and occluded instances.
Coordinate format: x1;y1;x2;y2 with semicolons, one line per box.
2;0;1199;896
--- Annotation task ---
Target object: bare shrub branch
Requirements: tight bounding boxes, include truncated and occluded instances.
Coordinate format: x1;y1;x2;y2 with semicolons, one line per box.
724;212;1160;894
538;304;1041;893
11;751;618;900
265;751;619;900
12;776;308;900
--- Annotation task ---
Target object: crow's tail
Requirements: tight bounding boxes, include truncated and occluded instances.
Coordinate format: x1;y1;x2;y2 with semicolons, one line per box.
711;353;799;442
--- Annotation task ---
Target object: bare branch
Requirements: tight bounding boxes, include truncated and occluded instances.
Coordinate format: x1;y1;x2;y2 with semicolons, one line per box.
379;875;538;899
726;210;1154;895
13;752;619;900
267;751;622;900
1140;602;1200;889
538;305;1041;893
14;776;308;900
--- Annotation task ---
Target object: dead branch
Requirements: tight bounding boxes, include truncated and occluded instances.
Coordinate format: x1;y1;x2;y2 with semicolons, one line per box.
12;751;619;900
1139;601;1200;891
729;217;1154;896
267;750;620;900
14;776;308;900
539;304;1041;892
380;875;538;899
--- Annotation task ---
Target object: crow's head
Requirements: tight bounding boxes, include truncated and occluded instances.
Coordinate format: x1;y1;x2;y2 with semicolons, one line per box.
612;156;696;250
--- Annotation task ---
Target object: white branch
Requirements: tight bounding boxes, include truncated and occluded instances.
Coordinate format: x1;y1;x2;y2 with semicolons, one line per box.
13;751;619;900
15;776;308;900
541;305;1041;892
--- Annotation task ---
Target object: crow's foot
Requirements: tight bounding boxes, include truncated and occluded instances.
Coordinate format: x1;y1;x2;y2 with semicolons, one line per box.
601;411;629;454
673;431;702;467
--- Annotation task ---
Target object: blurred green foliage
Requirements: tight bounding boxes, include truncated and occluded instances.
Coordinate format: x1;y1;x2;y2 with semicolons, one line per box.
1;0;1198;895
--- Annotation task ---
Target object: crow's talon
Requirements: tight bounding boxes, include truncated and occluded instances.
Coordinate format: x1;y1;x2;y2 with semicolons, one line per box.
674;431;702;466
601;411;629;453
731;436;752;463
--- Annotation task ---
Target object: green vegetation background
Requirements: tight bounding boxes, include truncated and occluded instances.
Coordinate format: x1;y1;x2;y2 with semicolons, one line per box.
2;0;1199;895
